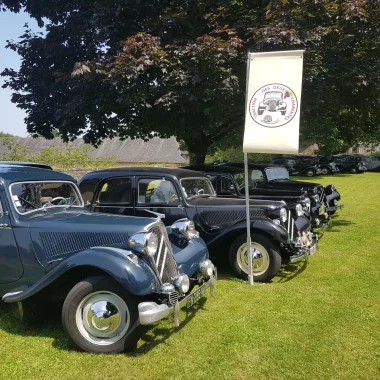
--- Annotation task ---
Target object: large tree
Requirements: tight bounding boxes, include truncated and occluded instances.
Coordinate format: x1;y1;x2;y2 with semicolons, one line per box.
2;0;380;163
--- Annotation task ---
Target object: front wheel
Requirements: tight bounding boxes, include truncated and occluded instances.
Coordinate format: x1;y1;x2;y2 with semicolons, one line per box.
321;167;330;175
62;275;141;354
350;167;358;174
229;234;282;282
306;169;316;177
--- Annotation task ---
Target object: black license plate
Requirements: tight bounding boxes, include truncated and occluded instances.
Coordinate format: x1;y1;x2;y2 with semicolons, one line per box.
186;284;207;308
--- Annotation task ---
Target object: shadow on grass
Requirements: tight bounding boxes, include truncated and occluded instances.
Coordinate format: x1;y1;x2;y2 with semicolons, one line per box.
0;294;210;355
274;260;308;283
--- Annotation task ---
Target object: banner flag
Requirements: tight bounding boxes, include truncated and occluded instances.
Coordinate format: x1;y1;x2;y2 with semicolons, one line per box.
243;51;304;154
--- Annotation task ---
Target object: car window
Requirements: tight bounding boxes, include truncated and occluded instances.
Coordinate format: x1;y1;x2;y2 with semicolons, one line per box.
251;169;264;181
11;181;83;214
138;178;179;205
98;178;132;204
219;176;237;195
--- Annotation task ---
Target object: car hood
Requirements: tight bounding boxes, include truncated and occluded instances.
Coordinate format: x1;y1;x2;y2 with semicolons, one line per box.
269;179;322;192
189;196;286;211
28;210;157;268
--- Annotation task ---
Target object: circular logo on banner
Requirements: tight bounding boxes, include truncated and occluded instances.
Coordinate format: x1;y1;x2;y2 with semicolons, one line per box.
249;83;298;128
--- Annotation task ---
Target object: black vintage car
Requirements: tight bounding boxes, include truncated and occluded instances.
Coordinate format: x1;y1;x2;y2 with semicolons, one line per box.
217;162;343;217
331;155;367;174
182;164;323;229
292;156;339;175
272;157;321;177
79;167;318;283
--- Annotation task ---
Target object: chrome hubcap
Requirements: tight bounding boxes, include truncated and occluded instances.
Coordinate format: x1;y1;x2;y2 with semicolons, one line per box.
236;242;270;276
76;292;130;345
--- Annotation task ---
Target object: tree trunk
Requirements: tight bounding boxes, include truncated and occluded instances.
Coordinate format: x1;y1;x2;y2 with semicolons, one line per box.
185;137;209;165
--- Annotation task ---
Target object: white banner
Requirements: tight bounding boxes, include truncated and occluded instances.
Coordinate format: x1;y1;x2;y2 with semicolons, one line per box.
243;51;304;154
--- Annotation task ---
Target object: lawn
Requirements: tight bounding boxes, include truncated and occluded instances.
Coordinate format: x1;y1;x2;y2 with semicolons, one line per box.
1;173;380;380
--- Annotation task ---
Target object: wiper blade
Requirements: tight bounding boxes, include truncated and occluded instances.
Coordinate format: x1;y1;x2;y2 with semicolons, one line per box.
65;196;79;209
18;197;44;211
187;194;211;200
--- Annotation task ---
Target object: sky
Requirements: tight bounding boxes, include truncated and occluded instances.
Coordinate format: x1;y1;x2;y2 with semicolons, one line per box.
0;10;41;136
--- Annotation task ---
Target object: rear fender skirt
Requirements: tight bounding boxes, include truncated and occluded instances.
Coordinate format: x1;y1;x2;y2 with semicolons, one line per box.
2;247;160;303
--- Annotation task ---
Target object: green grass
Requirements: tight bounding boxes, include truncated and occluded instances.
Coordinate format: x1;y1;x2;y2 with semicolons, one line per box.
1;173;380;380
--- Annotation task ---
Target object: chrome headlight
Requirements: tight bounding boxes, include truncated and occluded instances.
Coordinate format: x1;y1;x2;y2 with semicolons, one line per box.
280;208;288;223
295;203;304;217
170;218;199;239
129;231;159;257
173;274;190;294
304;197;311;210
199;259;215;277
330;184;336;191
313;187;318;194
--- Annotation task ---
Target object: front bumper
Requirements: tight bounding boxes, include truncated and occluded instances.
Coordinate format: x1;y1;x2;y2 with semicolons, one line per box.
138;273;217;326
289;232;318;263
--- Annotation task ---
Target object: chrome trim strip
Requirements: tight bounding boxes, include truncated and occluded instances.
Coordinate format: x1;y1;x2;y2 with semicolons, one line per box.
155;235;164;267
160;247;168;278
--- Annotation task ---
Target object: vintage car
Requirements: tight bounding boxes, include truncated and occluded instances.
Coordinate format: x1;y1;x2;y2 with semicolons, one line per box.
272;157;321;177
79;167;318;283
303;156;339;175
331;155;367;174
258;91;287;115
182;164;323;229
0;163;216;354
217;162;343;217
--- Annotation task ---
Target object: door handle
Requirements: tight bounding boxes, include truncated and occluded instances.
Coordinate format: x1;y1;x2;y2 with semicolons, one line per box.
0;223;9;228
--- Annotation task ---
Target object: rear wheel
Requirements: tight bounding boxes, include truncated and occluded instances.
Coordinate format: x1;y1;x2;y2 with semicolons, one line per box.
229;234;282;282
350;167;358;174
62;275;141;354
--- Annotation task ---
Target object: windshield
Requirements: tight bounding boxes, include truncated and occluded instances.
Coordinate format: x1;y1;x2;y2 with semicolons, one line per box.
264;92;282;100
180;178;215;199
10;181;83;214
265;167;290;181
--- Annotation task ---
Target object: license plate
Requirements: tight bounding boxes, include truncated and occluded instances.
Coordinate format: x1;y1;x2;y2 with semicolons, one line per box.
186;284;207;308
309;244;317;256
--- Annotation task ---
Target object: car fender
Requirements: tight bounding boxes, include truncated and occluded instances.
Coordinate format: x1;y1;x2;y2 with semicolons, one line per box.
206;219;289;249
2;247;160;303
326;190;341;204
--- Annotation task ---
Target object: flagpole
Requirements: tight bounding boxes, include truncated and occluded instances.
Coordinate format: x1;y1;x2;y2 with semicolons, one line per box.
243;53;254;285
244;152;254;285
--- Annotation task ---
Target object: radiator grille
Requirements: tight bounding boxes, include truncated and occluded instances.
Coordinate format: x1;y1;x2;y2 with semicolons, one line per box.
268;100;277;111
285;210;297;242
200;209;265;227
40;231;130;258
149;223;179;284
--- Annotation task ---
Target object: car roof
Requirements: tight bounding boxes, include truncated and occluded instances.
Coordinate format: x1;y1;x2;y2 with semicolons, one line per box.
0;165;75;183
182;164;245;175
0;161;53;170
81;166;208;180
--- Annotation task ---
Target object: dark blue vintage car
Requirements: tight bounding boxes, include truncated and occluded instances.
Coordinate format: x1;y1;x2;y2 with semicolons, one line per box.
0;163;216;354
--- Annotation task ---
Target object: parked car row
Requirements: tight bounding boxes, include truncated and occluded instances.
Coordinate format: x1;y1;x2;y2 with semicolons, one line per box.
271;154;373;176
0;161;344;354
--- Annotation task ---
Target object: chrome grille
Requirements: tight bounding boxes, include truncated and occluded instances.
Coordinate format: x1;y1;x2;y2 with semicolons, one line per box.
285;210;297;242
268;99;277;111
149;222;179;284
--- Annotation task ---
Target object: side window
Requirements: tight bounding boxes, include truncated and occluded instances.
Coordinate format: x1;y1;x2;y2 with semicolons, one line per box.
251;170;264;181
138;178;179;205
219;176;237;195
98;178;132;204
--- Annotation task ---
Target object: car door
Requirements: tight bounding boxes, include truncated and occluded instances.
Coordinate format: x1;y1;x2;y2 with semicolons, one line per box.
0;195;23;284
134;177;188;226
90;177;135;217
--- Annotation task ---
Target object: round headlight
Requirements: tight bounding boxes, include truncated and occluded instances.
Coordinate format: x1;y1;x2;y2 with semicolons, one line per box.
295;203;304;217
146;232;159;256
304;197;311;210
173;274;190;294
199;259;215;277
171;218;199;239
280;208;288;223
313;187;318;194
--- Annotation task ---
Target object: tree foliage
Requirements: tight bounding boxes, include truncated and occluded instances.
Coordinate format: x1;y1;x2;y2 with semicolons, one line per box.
2;0;380;163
